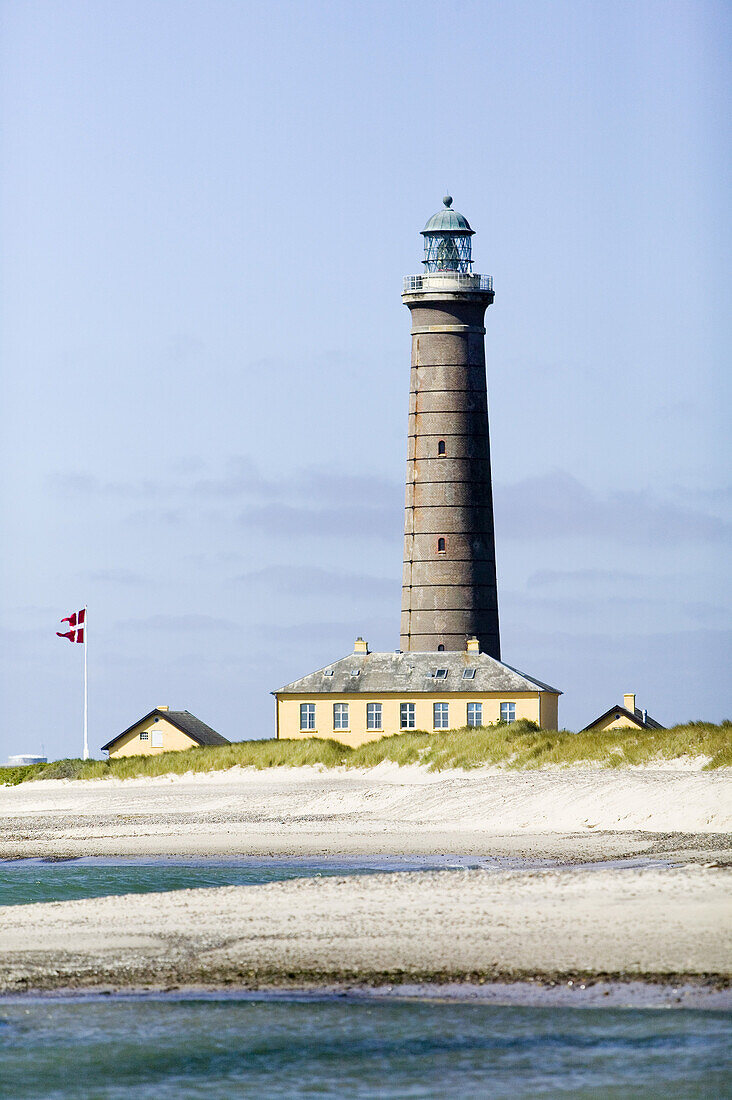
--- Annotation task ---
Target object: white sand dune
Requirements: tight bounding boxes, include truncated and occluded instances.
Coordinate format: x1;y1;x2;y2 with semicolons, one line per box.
0;765;729;862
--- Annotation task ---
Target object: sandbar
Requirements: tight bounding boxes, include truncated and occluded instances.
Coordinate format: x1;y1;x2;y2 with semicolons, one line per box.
1;764;729;994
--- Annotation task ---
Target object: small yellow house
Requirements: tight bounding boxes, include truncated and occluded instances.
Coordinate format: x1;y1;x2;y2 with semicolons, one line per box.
581;694;664;734
273;637;561;746
102;707;230;758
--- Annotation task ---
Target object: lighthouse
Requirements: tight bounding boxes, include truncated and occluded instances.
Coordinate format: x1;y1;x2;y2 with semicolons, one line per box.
400;197;500;657
273;197;561;743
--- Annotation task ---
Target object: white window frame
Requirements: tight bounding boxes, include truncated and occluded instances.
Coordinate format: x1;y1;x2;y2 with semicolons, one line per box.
151;730;163;748
467;702;482;727
433;702;449;729
333;702;349;730
366;702;382;730
500;701;516;724
400;702;415;730
300;703;316;731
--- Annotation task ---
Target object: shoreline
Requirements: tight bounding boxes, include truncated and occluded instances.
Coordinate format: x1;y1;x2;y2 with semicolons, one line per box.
1;865;729;994
1;832;729;863
2;978;730;1010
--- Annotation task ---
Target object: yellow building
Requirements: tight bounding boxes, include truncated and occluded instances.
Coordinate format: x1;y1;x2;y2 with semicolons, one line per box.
273;637;561;747
581;694;664;733
102;707;230;758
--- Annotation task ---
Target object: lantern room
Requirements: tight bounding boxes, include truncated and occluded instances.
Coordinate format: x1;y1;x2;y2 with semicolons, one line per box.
421;195;474;273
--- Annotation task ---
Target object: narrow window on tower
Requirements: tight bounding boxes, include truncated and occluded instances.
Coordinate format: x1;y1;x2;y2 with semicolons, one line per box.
437;644;445;652
437;537;446;553
437;440;446;456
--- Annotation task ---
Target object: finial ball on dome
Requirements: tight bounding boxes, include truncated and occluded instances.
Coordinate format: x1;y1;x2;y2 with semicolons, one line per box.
443;194;453;207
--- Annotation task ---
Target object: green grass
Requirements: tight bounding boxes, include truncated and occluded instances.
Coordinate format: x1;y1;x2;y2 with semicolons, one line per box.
0;720;729;785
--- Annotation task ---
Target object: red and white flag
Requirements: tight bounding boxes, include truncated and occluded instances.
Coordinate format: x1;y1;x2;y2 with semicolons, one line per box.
57;608;85;643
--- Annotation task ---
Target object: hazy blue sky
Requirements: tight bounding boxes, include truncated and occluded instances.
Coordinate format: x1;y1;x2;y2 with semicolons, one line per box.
1;0;729;760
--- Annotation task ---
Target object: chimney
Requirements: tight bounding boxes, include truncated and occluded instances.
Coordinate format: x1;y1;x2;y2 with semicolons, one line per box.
466;636;480;654
353;637;369;654
157;705;170;712
624;694;636;714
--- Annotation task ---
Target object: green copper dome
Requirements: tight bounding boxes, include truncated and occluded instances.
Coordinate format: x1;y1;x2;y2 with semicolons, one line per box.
421;195;474;236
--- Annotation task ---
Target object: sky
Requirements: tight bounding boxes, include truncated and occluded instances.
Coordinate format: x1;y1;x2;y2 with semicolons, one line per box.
1;0;729;760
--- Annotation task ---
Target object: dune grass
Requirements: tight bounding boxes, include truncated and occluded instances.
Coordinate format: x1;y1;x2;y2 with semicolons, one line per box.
0;720;729;785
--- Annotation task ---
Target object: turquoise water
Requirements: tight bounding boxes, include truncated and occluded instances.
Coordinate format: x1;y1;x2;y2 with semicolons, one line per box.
0;995;729;1098
0;855;532;907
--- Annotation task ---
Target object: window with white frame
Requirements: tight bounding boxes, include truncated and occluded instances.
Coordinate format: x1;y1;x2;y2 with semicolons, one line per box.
151;730;163;747
467;702;482;727
139;730;149;741
333;703;349;730
300;703;316;731
433;702;449;729
366;702;382;730
400;702;415;729
500;702;516;723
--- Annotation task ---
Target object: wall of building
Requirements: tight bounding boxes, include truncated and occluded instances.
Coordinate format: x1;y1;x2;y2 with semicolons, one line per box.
107;716;197;758
277;691;557;746
539;692;559;731
585;712;643;733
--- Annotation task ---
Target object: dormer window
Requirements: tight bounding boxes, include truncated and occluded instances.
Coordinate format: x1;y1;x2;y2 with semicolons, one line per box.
437;440;446;456
350;669;361;676
433;668;448;680
462;668;476;679
323;669;334;677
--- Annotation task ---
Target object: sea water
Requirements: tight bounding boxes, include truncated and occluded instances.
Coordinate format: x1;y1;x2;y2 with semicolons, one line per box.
0;994;729;1099
0;855;548;907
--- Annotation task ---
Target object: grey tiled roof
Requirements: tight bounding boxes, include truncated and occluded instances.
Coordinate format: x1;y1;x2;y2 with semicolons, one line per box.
273;651;561;696
102;709;230;751
166;711;231;746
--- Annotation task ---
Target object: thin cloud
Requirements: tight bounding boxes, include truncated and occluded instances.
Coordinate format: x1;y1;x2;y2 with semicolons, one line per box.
85;568;147;585
50;460;402;511
495;471;731;544
236;565;397;600
239;503;398;541
527;568;643;589
115;614;237;632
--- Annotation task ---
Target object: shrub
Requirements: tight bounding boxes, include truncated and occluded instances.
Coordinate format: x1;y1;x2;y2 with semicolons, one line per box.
0;720;729;783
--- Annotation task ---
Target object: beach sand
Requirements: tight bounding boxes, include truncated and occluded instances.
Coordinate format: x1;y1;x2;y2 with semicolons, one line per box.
1;765;730;994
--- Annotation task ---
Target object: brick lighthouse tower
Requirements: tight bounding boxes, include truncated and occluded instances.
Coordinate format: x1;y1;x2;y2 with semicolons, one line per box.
400;196;500;657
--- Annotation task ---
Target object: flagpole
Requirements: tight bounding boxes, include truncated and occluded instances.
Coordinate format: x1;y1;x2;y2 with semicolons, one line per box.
83;605;89;760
